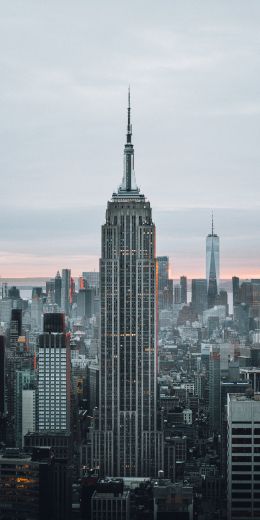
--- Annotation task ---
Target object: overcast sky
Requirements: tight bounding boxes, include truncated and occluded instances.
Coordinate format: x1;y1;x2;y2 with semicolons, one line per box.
0;0;260;278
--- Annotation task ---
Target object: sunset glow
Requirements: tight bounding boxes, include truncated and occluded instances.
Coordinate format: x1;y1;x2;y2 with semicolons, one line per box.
0;253;259;280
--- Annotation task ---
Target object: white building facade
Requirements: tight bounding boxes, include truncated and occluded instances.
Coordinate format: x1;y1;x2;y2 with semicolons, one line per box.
38;332;70;432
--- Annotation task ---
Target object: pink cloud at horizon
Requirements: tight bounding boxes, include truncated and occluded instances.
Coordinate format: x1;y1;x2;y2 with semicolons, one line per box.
0;252;259;280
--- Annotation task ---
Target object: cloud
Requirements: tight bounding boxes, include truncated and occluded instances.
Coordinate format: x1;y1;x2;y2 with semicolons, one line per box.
0;1;260;276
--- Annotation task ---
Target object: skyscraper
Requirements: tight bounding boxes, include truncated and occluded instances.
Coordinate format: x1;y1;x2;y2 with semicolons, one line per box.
55;271;62;308
10;308;22;353
180;276;187;304
61;269;71;316
31;289;43;331
207;259;218;309
157;256;169;309
227;393;260;520
38;313;70;433
208;347;221;433
82;271;99;290
15;369;36;447
206;214;220;293
174;284;181;304
232;276;240;306
90;91;163;477
157;257;169;290
191;279;207;315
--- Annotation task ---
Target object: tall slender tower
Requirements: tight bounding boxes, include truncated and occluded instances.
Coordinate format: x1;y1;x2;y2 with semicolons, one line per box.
55;270;62;308
61;269;71;316
90;91;163;477
157;256;169;310
206;214;219;308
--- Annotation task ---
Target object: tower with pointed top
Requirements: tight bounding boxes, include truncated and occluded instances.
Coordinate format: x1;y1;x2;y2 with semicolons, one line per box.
116;88;139;195
90;92;163;477
206;213;220;308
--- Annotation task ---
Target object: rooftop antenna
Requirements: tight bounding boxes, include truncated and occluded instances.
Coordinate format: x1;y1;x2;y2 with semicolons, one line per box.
127;85;132;143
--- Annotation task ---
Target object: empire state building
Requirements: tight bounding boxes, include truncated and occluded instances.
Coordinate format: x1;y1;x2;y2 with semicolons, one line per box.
90;91;163;477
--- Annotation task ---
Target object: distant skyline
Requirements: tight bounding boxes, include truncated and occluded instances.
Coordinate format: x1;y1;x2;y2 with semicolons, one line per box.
0;205;259;279
1;1;260;278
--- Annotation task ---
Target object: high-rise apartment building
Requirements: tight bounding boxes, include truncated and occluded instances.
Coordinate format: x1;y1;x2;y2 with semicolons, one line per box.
227;393;260;520
38;313;70;433
90;91;163;477
206;214;220;295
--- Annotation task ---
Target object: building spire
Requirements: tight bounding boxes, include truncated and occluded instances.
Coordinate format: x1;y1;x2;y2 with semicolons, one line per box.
211;211;214;235
127;85;131;143
124;86;134;190
116;88;139;196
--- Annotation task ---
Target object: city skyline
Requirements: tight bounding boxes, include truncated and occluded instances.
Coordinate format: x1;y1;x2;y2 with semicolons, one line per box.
1;1;260;279
1;3;260;518
0;205;259;280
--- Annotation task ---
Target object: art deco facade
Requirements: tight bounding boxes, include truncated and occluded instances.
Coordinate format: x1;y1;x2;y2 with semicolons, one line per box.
90;92;163;477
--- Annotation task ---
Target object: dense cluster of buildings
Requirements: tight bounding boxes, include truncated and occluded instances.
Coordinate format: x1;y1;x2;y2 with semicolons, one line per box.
0;97;260;519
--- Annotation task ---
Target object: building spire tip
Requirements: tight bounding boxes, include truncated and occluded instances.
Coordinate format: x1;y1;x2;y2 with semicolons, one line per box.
128;85;131;109
126;86;132;140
